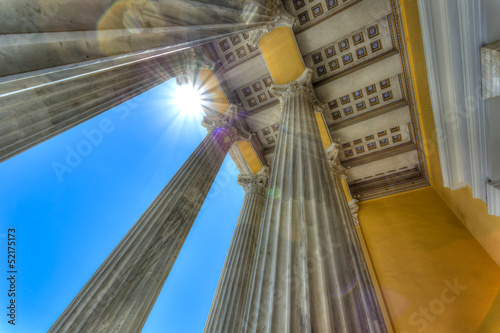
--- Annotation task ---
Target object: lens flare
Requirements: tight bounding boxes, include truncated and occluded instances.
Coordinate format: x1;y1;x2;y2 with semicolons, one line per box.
174;84;204;117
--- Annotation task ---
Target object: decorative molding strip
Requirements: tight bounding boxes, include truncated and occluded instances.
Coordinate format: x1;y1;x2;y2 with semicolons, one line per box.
487;181;500;216
329;99;406;128
314;48;398;87
353;174;426;195
390;0;428;187
417;0;490;202
348;199;360;226
481;40;500;99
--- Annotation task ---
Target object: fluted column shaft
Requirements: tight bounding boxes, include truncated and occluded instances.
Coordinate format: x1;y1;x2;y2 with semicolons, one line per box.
242;68;365;333
48;107;248;332
0;53;179;164
0;0;277;164
325;143;387;332
205;167;270;333
1;0;276;76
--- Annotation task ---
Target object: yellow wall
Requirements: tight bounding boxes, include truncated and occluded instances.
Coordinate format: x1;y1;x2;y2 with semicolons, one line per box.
399;0;500;267
357;2;500;331
359;188;500;332
315;112;333;149
477;288;500;333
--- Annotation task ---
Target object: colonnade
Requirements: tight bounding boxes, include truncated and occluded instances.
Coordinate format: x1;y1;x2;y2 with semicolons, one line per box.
0;0;276;163
47;68;386;333
4;1;388;331
48;105;252;333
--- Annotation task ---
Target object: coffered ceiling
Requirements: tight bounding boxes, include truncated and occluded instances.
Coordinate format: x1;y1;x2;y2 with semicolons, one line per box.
203;0;429;201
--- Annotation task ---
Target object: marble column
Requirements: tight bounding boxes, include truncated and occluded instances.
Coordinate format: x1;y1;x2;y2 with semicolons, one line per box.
242;68;368;332
48;105;251;333
205;166;270;333
176;46;216;88
1;0;276;76
0;52;181;163
325;142;387;332
0;0;276;163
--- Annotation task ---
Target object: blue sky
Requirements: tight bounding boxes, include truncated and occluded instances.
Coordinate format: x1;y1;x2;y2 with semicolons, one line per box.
0;79;244;332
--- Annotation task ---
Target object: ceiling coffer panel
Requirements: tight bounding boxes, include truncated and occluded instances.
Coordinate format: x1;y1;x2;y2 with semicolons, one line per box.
206;0;430;200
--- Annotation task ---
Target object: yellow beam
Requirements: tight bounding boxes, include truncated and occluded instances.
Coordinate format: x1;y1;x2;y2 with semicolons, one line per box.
236;141;263;174
315;112;332;149
198;69;230;114
259;27;332;149
258;27;305;84
341;178;353;203
198;69;263;173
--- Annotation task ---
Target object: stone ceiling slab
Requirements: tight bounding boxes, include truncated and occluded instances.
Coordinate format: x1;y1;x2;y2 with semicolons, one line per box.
314;53;401;102
302;15;397;84
332;106;409;139
221;53;270;90
207;0;430;200
293;0;392;54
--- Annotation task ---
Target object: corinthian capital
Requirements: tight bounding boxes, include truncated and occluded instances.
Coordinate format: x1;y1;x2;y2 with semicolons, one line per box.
248;2;296;46
237;166;270;198
201;104;253;143
176;46;216;86
270;68;325;113
325;141;348;178
348;199;360;226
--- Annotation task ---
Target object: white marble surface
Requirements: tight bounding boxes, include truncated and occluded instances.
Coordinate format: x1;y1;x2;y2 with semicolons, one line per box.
242;69;380;332
48;127;235;333
205;167;269;332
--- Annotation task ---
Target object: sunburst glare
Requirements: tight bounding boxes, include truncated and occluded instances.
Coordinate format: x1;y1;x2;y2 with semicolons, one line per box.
174;84;205;118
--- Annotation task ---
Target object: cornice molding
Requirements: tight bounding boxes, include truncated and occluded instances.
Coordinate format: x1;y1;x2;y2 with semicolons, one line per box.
417;0;490;202
487;181;500;216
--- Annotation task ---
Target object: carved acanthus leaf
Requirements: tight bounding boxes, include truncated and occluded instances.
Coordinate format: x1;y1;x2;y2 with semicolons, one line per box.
201;104;253;143
270;68;325;113
176;46;216;86
237;166;270;198
325;141;348;178
348;199;360;226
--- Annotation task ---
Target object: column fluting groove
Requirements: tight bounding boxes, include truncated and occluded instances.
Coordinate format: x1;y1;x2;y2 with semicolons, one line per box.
325;142;387;332
205;166;270;332
242;68;377;333
49;105;250;333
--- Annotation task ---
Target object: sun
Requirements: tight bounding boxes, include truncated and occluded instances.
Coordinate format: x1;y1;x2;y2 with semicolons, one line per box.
174;84;205;117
